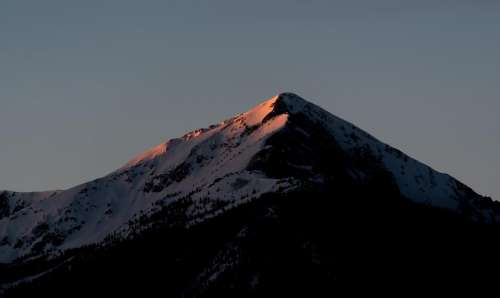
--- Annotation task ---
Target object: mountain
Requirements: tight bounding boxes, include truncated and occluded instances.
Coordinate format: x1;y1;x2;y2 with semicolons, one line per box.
1;93;499;296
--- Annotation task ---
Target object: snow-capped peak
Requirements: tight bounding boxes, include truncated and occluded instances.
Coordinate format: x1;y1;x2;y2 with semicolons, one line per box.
0;92;495;265
123;93;299;170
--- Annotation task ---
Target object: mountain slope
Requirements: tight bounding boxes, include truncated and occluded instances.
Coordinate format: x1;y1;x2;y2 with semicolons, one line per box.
0;95;292;263
1;93;498;295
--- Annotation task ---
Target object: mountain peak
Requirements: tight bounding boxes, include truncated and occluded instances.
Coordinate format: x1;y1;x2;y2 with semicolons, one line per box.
244;92;312;126
273;92;309;112
122;93;301;170
0;92;496;275
275;91;306;103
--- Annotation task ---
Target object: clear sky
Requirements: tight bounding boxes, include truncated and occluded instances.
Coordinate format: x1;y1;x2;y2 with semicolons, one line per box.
1;0;499;200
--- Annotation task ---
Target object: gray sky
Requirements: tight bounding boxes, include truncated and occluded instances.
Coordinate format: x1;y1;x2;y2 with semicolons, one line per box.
1;0;499;200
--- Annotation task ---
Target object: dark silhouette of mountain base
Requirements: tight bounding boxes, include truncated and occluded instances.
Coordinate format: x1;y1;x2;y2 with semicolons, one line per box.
4;185;500;296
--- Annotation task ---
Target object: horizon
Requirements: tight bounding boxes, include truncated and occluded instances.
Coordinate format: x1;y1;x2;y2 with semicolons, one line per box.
1;1;499;201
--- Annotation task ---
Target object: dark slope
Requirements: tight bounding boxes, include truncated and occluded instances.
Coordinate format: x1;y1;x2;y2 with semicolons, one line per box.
4;176;500;297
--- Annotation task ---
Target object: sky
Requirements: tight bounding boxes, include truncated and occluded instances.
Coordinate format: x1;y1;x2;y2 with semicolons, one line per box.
0;0;499;200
